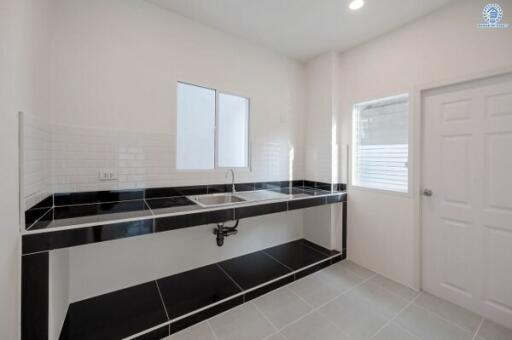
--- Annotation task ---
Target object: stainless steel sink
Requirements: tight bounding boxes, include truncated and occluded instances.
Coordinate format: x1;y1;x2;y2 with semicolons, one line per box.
188;193;247;207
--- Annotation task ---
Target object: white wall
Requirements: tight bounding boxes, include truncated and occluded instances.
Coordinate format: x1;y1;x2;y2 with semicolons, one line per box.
337;0;512;289
302;52;345;251
0;1;21;338
68;211;303;302
29;0;310;306
1;0;53;338
304;52;337;183
19;0;53;209
39;0;305;193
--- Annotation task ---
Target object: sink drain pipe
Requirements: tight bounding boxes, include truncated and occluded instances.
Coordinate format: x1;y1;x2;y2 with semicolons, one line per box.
214;219;240;247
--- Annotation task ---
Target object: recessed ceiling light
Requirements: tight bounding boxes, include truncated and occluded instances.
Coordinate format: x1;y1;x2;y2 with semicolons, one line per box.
349;0;365;10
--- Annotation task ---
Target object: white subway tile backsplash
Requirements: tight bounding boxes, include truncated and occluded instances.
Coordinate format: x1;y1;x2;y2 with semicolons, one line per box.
23;113;52;209
23;120;304;203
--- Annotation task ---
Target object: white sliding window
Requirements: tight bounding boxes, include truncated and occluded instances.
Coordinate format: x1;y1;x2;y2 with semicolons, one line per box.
176;82;216;170
352;94;409;193
176;82;250;170
217;93;249;168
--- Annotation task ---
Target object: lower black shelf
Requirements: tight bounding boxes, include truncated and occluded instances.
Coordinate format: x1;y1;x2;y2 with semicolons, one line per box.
59;239;343;340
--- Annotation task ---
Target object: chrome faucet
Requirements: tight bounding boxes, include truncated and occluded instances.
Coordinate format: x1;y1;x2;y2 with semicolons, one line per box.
225;169;236;193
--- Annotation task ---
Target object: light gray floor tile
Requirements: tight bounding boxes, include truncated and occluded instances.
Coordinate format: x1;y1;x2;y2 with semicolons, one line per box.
167;261;512;340
413;293;482;333
264;332;286;340
168;321;215;340
209;303;275;340
351;281;409;319
319;291;389;340
373;323;421;340
369;275;419;301
316;262;366;291
281;311;350;340
288;273;346;307
254;287;312;330
338;260;376;280
396;304;474;340
476;319;512;340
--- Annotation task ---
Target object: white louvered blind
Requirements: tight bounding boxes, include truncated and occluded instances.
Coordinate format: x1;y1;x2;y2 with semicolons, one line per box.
352;94;409;193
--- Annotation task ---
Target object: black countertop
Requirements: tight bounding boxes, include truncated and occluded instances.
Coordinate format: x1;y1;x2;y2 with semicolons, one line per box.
22;184;347;254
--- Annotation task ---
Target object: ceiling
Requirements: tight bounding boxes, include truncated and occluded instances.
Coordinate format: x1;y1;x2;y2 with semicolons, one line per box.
148;0;459;60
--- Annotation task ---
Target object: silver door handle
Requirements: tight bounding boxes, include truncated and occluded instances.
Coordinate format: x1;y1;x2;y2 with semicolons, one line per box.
423;189;433;197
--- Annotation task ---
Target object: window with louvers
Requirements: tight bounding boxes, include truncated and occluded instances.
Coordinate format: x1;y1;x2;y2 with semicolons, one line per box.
352;94;409;193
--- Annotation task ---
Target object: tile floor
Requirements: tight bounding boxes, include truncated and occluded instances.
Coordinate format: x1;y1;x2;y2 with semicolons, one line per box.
166;261;512;340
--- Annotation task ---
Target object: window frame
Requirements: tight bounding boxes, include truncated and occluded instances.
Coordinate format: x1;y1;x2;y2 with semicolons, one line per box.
176;81;252;172
350;93;411;196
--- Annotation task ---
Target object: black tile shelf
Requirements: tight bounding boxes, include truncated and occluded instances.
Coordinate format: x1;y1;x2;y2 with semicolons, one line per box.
218;251;292;290
58;239;342;340
59;282;168;340
22;181;346;254
263;239;329;271
157;264;242;320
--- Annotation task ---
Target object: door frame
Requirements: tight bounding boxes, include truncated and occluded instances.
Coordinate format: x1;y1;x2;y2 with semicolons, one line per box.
411;65;512;291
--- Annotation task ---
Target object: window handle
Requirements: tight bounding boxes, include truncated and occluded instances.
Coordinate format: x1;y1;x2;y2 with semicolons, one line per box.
423;188;433;197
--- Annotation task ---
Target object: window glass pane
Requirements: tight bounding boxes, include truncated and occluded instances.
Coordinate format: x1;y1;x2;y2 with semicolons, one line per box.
217;93;249;168
352;95;409;192
176;83;215;170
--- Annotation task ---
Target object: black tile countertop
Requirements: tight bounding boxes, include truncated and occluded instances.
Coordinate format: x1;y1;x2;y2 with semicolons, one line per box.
29;200;154;231
22;182;347;254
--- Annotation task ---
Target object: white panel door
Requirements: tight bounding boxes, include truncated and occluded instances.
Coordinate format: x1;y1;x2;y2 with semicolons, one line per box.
422;73;512;328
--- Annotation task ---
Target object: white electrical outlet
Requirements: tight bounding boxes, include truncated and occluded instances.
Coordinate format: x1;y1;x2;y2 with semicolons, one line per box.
98;169;118;181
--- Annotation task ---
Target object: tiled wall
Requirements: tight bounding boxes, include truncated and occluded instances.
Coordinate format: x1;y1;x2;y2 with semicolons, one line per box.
23;121;304;206
23;113;52;210
50;124;173;193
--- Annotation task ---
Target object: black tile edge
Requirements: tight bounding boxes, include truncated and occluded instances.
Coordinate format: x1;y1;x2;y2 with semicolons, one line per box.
132;325;170;340
244;275;294;302
22;252;49;340
302;181;347;192
145;186;208;199
303;180;316;188
294;258;332;280
291;180;304;187
29;195;53;210
25;207;52;229
331;254;343;264
326;193;346;204
170;296;243;335
234;182;256;192
287;196;327;211
22;219;154;254
25;195;54;228
342;201;347;258
155;209;235;233
234;201;287;219
207;183;259;194
301;239;340;257
207;184;231;194
255;181;294;190
336;183;347;191
54;189;144;206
